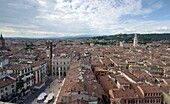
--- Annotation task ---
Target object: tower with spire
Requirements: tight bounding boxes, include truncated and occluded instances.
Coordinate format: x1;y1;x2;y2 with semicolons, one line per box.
0;34;6;50
133;34;138;47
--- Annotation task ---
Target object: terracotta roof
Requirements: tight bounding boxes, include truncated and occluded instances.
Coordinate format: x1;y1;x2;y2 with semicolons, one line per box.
9;73;19;79
94;67;107;72
123;70;140;82
116;76;131;85
98;75;117;93
139;85;161;93
0;77;15;88
9;64;30;71
31;61;46;67
57;64;105;103
112;89;139;99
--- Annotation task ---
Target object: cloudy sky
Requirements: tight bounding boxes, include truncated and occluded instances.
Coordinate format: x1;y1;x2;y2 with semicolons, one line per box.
0;0;170;38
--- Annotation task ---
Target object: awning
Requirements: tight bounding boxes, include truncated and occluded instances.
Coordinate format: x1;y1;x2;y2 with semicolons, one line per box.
44;93;54;103
37;92;47;101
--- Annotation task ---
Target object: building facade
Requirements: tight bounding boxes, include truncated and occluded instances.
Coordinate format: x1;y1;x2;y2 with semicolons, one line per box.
52;55;71;79
0;69;16;101
32;61;47;87
7;64;34;96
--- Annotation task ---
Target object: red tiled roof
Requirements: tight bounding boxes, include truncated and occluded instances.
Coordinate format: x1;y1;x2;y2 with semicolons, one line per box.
0;77;15;88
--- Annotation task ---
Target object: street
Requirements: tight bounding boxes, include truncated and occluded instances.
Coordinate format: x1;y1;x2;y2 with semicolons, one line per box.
19;77;63;104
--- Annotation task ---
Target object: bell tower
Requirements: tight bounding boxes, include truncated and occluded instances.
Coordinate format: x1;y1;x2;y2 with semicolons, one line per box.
133;34;138;47
46;40;53;76
0;34;6;49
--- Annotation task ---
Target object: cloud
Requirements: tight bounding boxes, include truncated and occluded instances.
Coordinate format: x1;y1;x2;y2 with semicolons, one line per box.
36;0;163;28
0;26;80;38
0;28;17;33
0;0;168;38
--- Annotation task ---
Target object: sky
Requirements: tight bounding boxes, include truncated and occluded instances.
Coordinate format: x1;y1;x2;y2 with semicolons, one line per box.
0;0;170;38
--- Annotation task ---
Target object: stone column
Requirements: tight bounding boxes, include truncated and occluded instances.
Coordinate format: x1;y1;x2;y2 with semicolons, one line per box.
58;67;61;80
62;67;64;77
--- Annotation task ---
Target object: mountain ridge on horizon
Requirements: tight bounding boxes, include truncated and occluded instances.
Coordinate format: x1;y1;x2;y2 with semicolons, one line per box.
4;33;170;39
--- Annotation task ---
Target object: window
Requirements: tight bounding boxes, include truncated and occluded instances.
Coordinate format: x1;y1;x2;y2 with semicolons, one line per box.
158;99;160;103
78;91;80;94
139;99;143;104
128;100;132;104
11;84;14;88
134;100;137;104
156;99;161;103
5;88;7;91
145;99;149;103
22;70;24;74
1;89;3;93
124;100;126;103
153;99;155;103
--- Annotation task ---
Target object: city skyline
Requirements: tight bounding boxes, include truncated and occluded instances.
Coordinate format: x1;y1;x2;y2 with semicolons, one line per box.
0;0;170;38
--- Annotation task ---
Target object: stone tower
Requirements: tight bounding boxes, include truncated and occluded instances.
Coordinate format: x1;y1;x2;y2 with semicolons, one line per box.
46;40;53;76
0;34;6;50
133;34;138;47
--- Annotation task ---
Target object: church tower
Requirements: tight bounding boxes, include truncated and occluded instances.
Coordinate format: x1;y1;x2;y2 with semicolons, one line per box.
0;34;6;50
133;34;138;47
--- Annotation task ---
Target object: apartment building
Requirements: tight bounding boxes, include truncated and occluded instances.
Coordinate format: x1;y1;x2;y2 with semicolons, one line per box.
32;61;47;87
7;64;34;96
0;69;16;101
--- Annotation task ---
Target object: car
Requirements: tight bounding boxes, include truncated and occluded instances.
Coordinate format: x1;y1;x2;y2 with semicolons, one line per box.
20;97;25;100
32;89;37;94
18;100;25;104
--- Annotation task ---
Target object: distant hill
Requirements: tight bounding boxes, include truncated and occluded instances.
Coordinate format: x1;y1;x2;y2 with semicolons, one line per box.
5;34;170;43
90;33;170;44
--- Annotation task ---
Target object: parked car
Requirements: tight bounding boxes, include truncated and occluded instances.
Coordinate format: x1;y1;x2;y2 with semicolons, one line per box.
32;89;38;94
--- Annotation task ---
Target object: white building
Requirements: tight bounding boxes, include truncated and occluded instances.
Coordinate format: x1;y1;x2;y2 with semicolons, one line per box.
0;69;16;101
7;64;34;96
52;54;71;79
32;61;47;86
0;56;9;68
